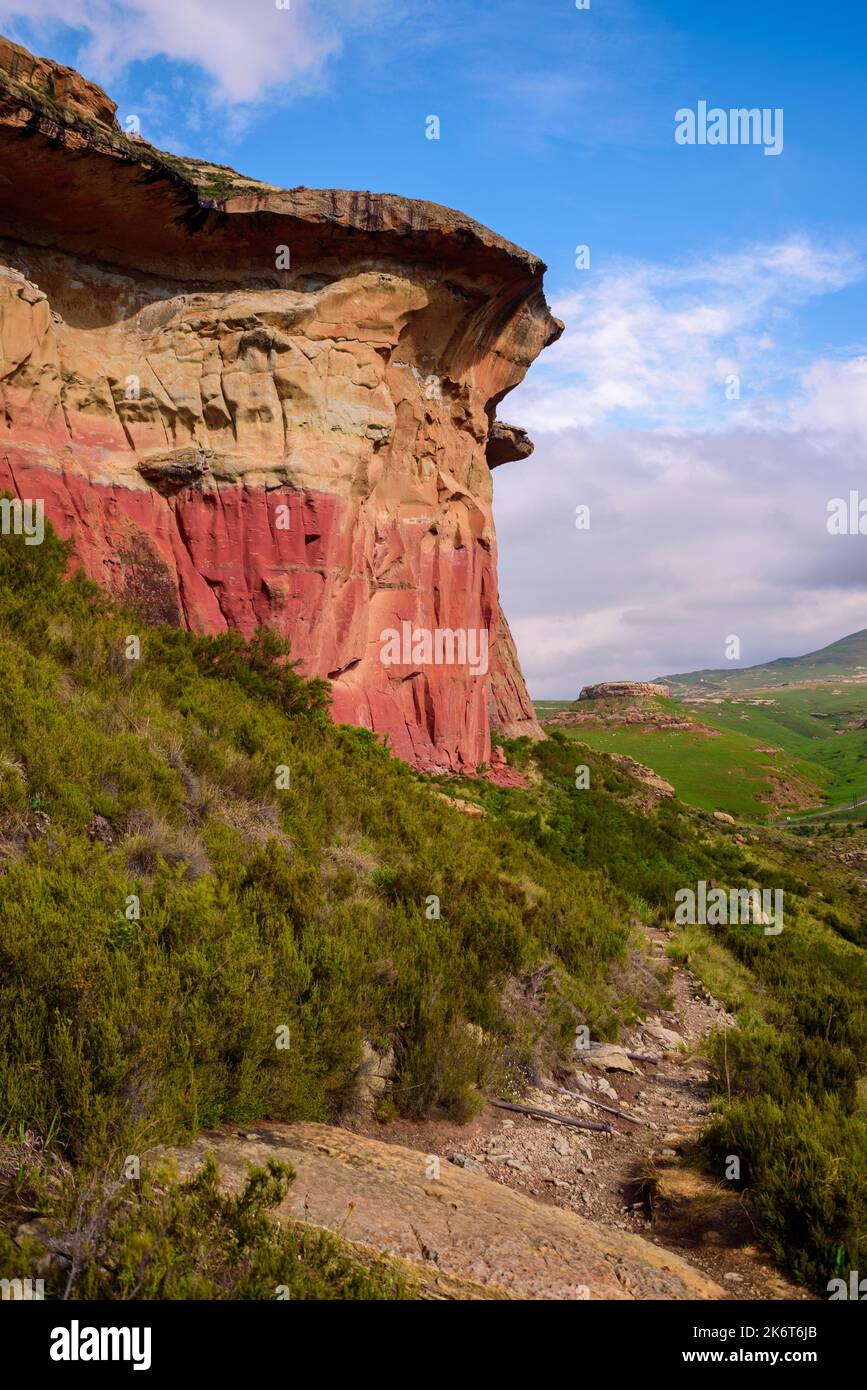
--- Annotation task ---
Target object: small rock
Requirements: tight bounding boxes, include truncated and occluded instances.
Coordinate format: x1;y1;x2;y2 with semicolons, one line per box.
643;1021;684;1048
723;1272;743;1283
351;1041;395;1117
87;813;114;846
434;792;486;819
552;1135;571;1156
449;1153;486;1176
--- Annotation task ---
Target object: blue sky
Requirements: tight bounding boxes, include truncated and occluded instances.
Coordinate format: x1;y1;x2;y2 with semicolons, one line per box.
3;0;866;692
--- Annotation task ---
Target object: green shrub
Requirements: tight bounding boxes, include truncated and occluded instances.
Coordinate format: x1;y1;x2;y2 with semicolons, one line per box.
702;1095;867;1288
43;1156;414;1300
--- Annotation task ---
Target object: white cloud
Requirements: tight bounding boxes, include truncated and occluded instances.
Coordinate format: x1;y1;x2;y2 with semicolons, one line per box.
494;423;867;697
497;234;867;695
512;235;864;433
0;0;382;105
795;357;867;437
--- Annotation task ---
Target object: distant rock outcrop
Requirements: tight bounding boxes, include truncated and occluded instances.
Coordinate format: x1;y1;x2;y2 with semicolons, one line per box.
0;36;557;774
609;753;675;806
579;682;670;700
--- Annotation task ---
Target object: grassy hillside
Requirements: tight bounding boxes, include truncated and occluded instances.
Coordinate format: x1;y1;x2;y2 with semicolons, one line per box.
0;524;642;1296
537;682;867;820
688;686;867;814
1;522;867;1296
661;628;867;695
535;694;829;819
657;627;867;814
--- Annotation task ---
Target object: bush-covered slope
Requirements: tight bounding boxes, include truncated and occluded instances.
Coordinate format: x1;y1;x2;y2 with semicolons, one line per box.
1;522;866;1296
0;526;637;1158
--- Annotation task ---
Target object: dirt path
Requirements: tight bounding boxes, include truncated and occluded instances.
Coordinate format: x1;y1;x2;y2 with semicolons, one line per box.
354;925;811;1300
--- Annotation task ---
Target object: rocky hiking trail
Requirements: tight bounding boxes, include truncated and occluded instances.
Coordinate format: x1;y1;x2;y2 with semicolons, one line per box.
163;927;812;1300
355;924;810;1301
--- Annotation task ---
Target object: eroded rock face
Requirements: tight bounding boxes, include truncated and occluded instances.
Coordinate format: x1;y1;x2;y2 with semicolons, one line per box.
0;37;555;772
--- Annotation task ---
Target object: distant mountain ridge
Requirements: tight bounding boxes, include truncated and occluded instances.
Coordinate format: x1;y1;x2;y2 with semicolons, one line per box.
659;629;867;694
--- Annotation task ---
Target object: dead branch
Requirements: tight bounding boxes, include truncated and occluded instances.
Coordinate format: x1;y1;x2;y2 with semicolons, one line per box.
541;1082;643;1126
490;1098;612;1134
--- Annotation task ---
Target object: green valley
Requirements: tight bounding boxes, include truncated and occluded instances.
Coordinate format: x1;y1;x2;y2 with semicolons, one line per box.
537;632;867;823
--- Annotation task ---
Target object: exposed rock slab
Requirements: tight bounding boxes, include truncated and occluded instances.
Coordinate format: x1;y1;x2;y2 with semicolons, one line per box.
159;1121;723;1300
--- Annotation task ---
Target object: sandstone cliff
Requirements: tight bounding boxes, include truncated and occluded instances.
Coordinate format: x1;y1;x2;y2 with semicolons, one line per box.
0;36;556;772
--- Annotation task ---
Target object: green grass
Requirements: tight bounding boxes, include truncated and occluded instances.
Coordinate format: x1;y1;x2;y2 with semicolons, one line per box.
536;683;867;821
537;696;827;820
690;686;867;810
